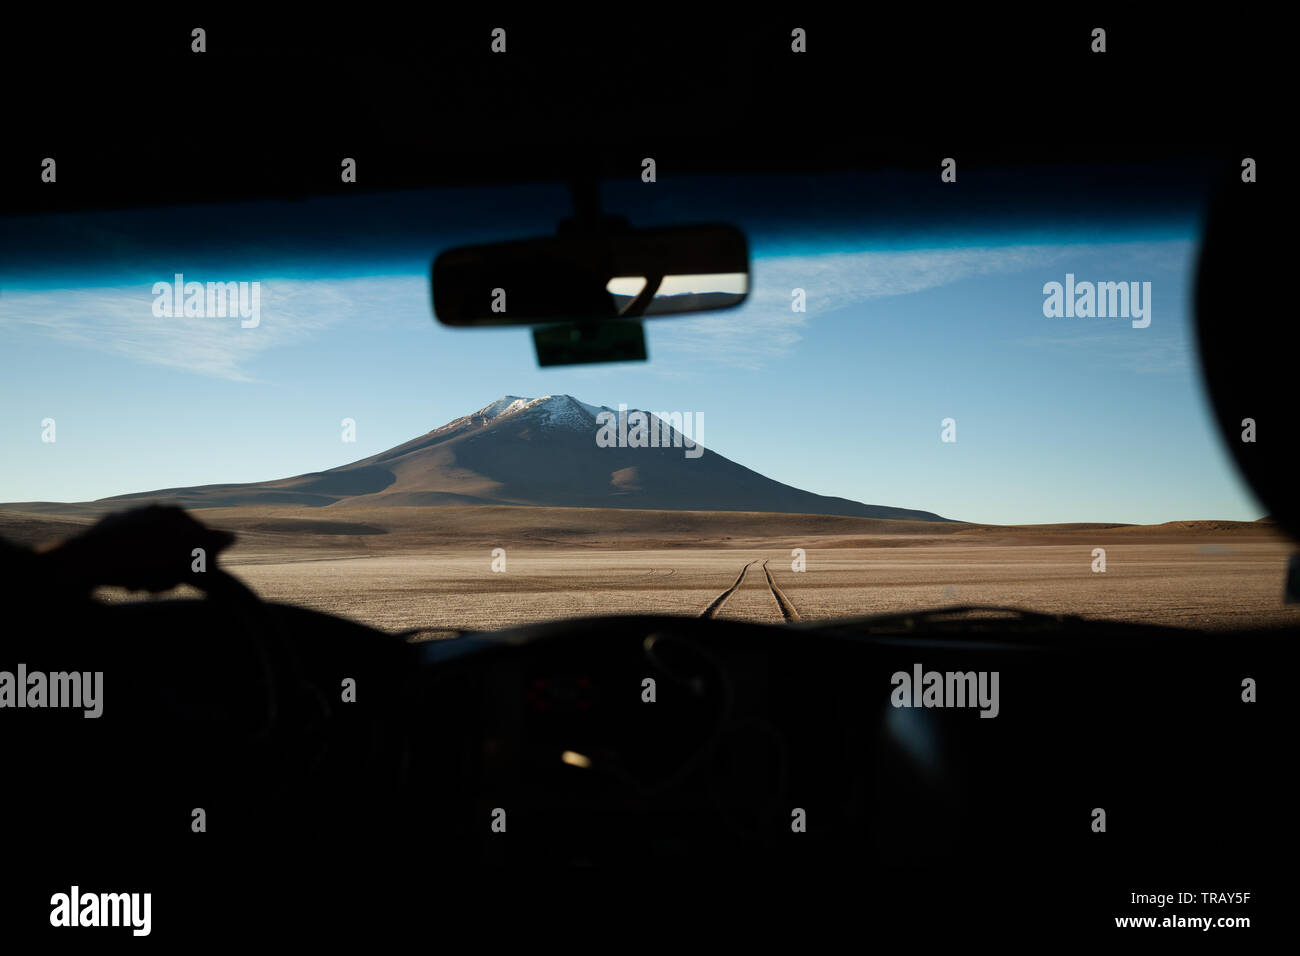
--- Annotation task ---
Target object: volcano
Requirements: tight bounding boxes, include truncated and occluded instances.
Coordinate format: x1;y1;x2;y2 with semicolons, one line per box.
95;395;948;520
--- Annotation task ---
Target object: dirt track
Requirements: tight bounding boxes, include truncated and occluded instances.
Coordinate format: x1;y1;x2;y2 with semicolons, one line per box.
186;541;1300;633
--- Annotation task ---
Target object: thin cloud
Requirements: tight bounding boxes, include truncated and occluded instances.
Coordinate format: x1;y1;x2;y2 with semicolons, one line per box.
0;275;428;382
652;240;1191;370
1;241;1195;378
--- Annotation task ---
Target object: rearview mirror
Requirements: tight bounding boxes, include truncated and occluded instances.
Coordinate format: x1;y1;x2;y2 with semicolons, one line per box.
432;223;748;327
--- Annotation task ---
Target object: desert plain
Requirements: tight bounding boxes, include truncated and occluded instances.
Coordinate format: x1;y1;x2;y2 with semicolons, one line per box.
2;504;1296;634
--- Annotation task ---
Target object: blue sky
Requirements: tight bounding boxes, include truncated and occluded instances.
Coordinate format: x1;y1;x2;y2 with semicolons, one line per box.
0;181;1263;525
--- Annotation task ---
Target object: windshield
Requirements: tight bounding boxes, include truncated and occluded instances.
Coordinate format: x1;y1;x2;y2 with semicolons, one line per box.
1;168;1291;632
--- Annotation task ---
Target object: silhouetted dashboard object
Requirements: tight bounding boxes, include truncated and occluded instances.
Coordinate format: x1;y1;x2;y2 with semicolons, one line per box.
7;596;1277;875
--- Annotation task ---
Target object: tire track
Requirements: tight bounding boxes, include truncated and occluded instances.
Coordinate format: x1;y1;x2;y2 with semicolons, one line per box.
699;560;756;618
761;559;801;623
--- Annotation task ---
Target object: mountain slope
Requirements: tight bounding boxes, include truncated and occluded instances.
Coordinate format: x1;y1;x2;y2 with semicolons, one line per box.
92;395;950;521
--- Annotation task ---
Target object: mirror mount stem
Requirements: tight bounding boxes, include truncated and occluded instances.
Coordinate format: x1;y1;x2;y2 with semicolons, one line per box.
568;177;601;230
561;177;629;237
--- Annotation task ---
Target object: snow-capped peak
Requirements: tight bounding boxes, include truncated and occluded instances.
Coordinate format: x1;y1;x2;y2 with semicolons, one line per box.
474;396;531;420
464;395;614;431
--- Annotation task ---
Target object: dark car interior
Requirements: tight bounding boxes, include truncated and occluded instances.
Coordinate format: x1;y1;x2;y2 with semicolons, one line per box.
1;11;1288;942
